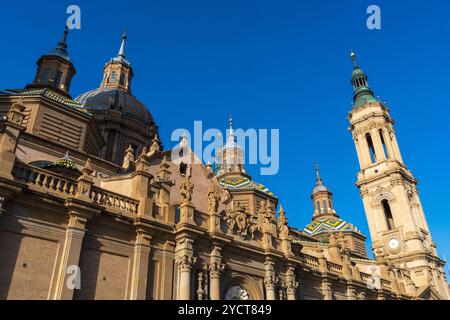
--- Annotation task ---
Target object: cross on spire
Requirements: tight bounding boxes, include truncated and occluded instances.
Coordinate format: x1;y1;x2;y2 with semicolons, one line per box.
315;161;323;185
118;29;127;58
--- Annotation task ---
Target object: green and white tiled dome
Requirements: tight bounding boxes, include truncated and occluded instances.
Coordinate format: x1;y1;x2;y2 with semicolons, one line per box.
304;218;362;236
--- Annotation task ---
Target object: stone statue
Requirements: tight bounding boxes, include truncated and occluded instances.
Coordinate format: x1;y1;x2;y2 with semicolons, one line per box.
207;185;220;215
277;205;290;240
180;174;194;204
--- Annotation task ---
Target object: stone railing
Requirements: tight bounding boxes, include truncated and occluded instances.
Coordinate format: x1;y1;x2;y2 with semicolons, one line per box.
304;255;320;268
327;261;343;275
13;163;77;196
13;163;139;216
90;186;139;215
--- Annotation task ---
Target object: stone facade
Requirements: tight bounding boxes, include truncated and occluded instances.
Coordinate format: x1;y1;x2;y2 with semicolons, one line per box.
0;30;448;300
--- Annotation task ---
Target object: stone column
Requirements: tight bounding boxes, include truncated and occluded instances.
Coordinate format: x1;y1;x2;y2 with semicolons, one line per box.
321;279;333;300
209;246;224;300
52;199;96;300
264;259;277;300
129;229;152;300
371;128;387;162
285;266;298;300
347;284;356;300
390;131;404;164
176;254;197;300
381;128;395;159
358;133;372;168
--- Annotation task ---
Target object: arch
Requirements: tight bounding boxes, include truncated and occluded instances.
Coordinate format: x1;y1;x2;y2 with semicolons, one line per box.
381;199;395;231
222;273;264;300
371;188;396;207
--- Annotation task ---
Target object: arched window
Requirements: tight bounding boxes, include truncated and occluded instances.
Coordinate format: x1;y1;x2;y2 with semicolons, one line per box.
119;72;126;86
54;70;63;87
41;68;51;84
110;71;117;83
323;200;328;211
316;201;321;213
366;133;377;163
379;129;388;159
382;200;395;230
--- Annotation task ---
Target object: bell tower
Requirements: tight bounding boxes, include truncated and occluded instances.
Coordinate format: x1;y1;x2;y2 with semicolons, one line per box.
348;52;450;299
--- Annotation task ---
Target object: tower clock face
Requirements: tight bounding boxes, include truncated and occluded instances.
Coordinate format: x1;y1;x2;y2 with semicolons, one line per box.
388;238;400;250
225;286;250;300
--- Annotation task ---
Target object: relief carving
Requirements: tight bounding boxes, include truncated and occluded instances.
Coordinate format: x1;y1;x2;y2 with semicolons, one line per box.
224;201;260;239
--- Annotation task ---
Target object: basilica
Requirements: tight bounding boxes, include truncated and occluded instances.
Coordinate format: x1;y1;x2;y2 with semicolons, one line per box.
0;27;448;300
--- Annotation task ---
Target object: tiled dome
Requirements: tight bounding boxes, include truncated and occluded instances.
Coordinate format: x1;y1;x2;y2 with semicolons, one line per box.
304;218;361;236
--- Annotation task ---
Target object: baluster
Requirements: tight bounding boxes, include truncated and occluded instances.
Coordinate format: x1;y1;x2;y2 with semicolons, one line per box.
42;175;49;188
34;172;42;185
69;184;76;195
56;179;63;192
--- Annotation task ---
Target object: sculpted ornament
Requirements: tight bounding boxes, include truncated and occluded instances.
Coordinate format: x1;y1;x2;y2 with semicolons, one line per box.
258;200;274;233
176;255;197;272
180;173;194;204
264;275;278;290
277;205;290;240
209;261;225;277
224;201;259;239
207;185;220;215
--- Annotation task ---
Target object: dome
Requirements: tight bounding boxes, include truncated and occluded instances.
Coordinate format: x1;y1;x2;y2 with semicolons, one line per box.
75;87;155;127
312;184;329;194
219;175;273;195
304;218;362;236
352;67;366;79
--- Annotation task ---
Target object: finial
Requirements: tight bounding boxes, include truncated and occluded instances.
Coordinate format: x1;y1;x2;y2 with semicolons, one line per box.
229;113;233;130
118;29;127;58
56;25;69;53
350;50;358;68
315;161;323;185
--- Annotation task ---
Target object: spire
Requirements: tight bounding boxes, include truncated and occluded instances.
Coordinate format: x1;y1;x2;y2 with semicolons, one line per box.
315;161;323;186
45;25;71;61
350;50;358;69
56;26;69;56
100;30;133;92
118;30;127;58
349;51;376;108
227;113;236;143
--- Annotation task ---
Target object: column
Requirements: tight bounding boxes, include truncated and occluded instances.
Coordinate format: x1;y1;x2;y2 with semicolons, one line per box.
176;254;197;300
209;262;224;300
381;128;395;160
264;259;277;300
285;266;298;300
358;133;372;168
52;202;94;300
209;246;224;300
390;131;404;164
347;284;356;300
371;128;387;162
129;229;152;300
321;279;333;300
354;138;365;169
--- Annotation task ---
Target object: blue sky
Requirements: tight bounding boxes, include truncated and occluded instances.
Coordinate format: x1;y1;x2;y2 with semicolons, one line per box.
1;1;449;276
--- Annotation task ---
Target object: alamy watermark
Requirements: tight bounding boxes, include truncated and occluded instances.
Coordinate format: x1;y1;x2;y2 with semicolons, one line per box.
66;265;81;290
66;5;81;30
170;121;280;176
367;5;381;30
